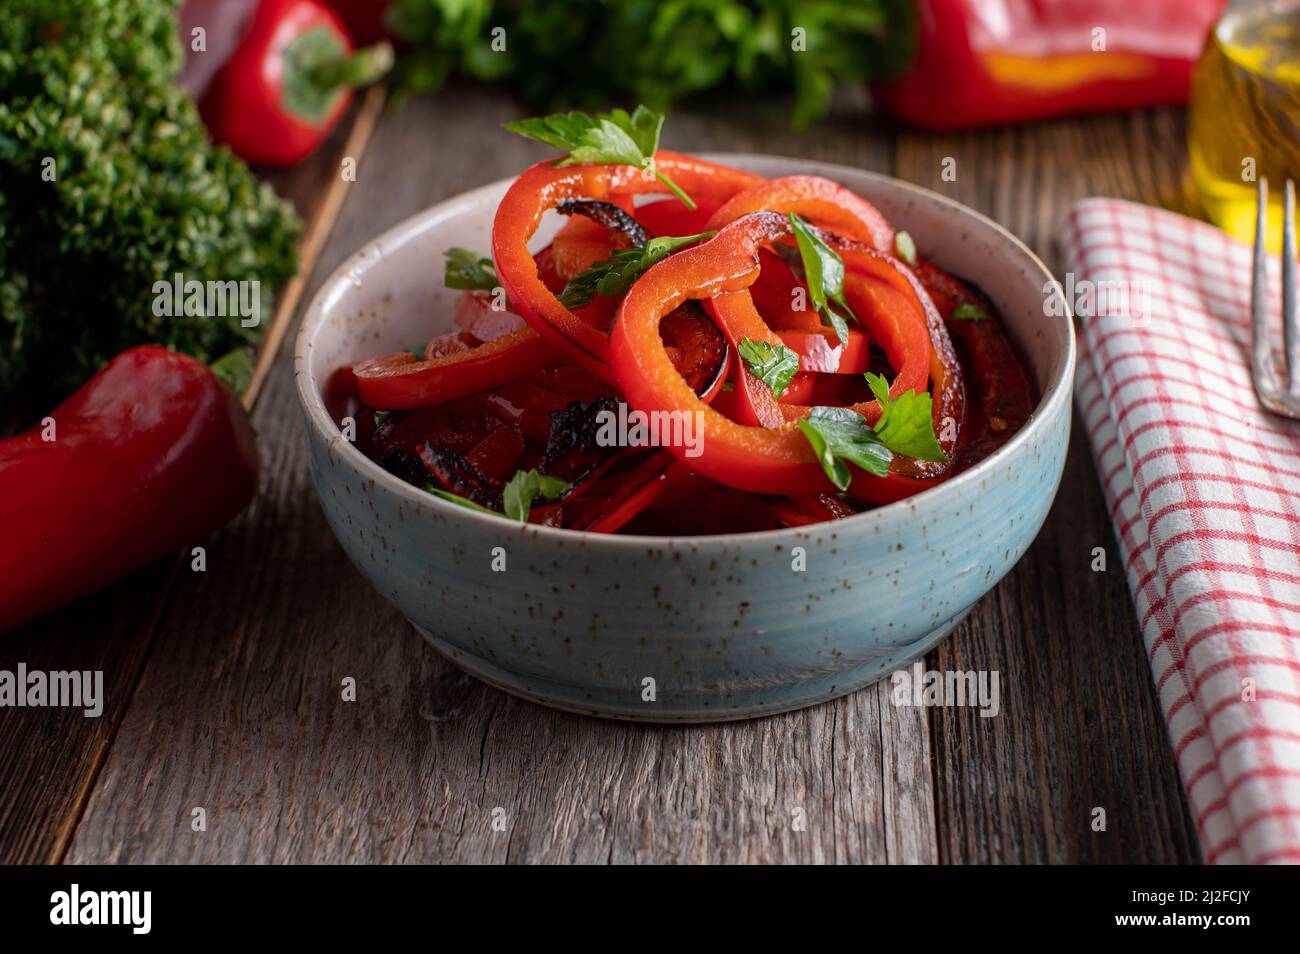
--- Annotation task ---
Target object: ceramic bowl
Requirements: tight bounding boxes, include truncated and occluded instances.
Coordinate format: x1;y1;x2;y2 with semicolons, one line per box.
294;155;1074;722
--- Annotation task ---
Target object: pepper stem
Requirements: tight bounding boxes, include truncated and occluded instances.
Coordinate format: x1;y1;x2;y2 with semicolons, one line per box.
209;347;254;398
282;27;393;125
653;165;697;210
305;41;394;91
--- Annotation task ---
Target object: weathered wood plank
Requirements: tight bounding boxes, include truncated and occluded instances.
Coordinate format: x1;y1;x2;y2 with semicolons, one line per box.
897;110;1199;863
67;86;941;865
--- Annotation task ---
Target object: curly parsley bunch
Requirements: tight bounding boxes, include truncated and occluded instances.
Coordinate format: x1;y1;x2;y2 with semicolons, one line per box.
0;0;301;401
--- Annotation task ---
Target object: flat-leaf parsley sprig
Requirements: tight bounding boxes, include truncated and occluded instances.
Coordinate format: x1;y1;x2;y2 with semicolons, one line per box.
503;469;570;522
426;468;570;523
558;230;715;308
443;247;498;290
788;212;858;347
738;337;800;399
799;372;947;490
505;105;696;209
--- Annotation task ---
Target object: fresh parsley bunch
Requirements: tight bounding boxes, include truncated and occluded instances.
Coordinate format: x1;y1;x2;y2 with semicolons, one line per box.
0;0;301;403
387;0;914;127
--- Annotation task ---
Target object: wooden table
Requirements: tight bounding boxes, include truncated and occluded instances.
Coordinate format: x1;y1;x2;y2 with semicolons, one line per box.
0;86;1202;864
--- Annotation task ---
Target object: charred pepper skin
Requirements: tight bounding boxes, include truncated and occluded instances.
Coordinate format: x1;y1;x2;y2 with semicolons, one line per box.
0;347;260;633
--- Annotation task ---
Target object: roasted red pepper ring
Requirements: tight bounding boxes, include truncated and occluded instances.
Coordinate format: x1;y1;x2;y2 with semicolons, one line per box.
702;177;964;470
352;328;559;410
611;213;852;495
613;212;964;501
491;152;765;382
709;267;934;430
707;288;918;430
706;176;895;252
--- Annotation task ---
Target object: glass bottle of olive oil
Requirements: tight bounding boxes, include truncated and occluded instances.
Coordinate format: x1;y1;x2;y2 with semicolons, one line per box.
1188;0;1300;251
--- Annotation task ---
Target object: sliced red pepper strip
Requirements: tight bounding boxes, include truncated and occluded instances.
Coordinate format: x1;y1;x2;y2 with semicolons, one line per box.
749;247;810;329
711;228;947;443
705;180;961;455
770;492;857;527
709;268;933;429
702;292;785;428
465;424;525;481
706;176;895;252
834;243;966;475
570;454;685;533
777;370;818;405
491;152;765;382
353;327;559;410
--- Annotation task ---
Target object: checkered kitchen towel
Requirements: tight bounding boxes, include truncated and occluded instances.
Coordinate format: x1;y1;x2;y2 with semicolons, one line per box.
1064;199;1300;864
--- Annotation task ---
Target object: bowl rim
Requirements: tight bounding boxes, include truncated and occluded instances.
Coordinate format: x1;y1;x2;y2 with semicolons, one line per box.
294;152;1076;547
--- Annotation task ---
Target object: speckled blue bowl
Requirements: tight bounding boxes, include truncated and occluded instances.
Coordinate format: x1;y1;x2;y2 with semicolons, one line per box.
294;155;1074;721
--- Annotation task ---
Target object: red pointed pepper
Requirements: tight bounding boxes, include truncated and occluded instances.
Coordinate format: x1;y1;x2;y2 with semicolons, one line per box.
0;347;260;633
200;0;392;166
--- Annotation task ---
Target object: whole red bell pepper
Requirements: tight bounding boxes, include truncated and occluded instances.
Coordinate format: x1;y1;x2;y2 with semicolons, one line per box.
0;347;260;634
872;0;1225;130
200;0;393;166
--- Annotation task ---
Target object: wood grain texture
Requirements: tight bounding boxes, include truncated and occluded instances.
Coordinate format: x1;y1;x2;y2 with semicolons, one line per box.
895;111;1200;863
0;98;378;865
21;86;1199;865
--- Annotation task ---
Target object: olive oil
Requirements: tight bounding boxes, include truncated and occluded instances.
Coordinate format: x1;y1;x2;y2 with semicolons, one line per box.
1188;3;1300;250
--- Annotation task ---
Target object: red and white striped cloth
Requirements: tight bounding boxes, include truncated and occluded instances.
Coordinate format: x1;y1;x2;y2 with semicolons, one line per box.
1064;199;1300;864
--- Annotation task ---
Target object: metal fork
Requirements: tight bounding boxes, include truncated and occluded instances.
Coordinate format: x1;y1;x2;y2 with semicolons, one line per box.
1250;177;1300;418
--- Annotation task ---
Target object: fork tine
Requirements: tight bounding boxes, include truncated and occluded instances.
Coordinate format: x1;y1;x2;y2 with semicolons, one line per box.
1252;177;1276;394
1286;179;1299;398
